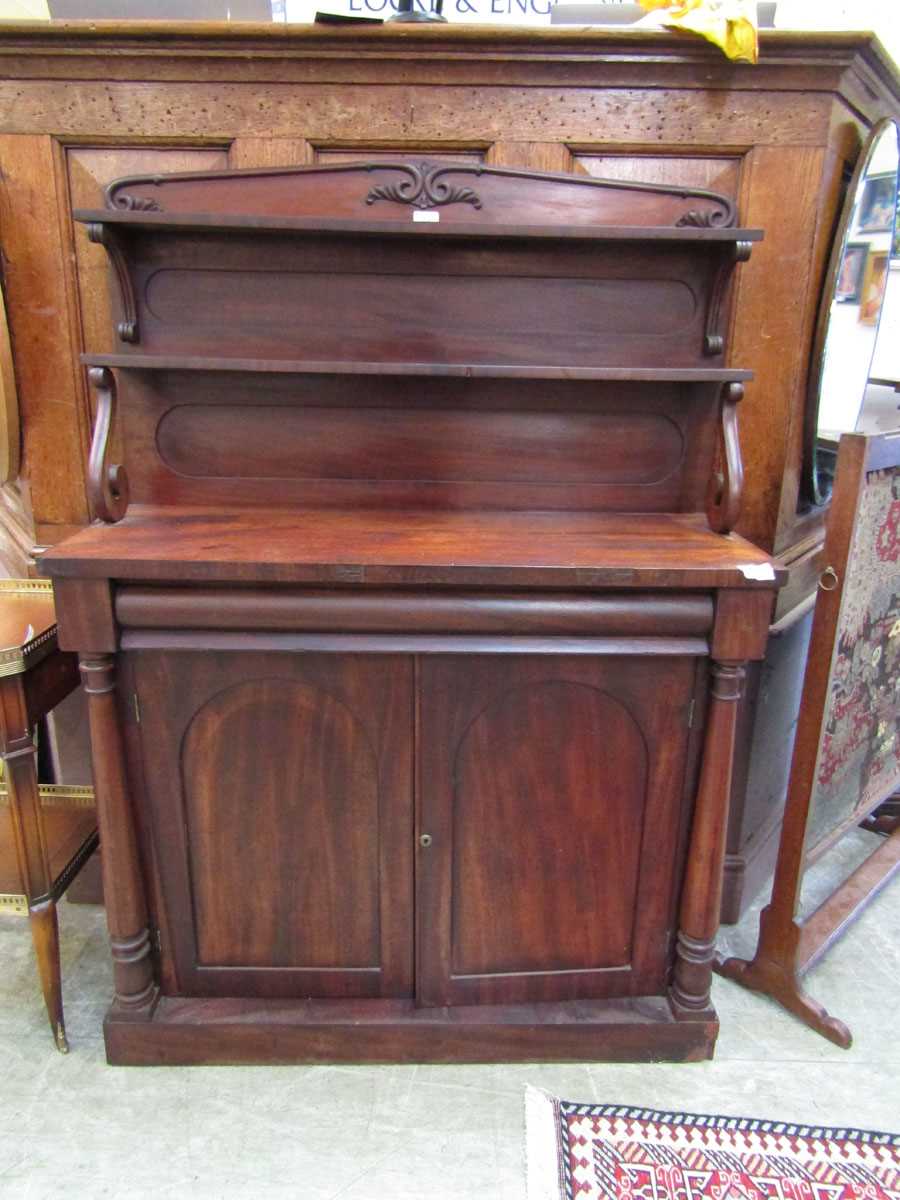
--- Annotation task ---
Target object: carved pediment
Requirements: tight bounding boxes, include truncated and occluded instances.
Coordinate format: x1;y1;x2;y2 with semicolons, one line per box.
104;158;737;229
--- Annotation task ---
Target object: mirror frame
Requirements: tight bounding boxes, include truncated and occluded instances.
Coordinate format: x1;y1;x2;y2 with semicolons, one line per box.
802;117;900;510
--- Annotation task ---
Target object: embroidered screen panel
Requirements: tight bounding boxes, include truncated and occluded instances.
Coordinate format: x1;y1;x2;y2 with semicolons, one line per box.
807;464;900;854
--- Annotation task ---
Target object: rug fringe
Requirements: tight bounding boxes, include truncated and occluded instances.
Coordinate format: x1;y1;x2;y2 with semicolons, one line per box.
525;1085;563;1200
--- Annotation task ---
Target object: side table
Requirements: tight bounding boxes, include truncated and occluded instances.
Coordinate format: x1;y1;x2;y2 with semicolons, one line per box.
0;579;97;1052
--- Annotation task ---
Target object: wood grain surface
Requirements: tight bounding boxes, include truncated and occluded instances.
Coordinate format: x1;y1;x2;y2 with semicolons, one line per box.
132;652;413;999
43;506;784;590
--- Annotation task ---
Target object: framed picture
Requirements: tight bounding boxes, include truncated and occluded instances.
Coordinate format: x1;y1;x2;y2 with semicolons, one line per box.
835;241;868;303
859;249;889;325
857;172;896;233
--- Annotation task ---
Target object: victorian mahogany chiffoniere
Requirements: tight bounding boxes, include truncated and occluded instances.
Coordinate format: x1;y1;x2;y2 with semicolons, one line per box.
43;160;782;1066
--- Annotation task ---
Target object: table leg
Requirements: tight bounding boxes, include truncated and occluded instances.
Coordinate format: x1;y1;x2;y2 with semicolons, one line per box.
0;674;68;1051
28;898;68;1052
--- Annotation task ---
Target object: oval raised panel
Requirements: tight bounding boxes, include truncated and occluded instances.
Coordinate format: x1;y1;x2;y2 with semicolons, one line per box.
451;679;647;977
181;678;380;970
144;267;698;363
157;404;684;487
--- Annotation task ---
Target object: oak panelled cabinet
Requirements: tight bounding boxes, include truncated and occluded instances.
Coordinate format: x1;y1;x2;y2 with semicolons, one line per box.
44;159;782;1065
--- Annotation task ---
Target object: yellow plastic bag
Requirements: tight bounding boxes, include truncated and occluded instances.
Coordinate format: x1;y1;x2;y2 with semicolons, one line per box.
639;0;759;64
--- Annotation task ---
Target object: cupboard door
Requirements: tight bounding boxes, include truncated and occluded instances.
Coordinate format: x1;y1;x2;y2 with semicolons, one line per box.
131;651;413;1000
417;655;701;1007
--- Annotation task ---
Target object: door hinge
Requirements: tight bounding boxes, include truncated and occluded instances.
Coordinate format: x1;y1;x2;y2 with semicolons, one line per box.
132;692;141;724
685;698;696;729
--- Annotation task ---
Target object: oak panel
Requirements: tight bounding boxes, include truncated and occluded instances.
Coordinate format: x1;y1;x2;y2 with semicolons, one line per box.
228;138;311;169
313;146;485;165
574;154;741;200
727;144;825;550
0;135;87;538
0;81;832;146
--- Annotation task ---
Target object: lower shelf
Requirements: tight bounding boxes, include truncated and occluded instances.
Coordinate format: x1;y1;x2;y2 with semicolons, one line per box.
104;994;718;1066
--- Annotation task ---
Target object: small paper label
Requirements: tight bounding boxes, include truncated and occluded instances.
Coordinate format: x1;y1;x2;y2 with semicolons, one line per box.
413;210;440;223
739;563;776;581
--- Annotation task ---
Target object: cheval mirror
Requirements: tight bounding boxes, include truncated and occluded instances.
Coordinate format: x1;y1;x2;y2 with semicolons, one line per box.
804;118;900;509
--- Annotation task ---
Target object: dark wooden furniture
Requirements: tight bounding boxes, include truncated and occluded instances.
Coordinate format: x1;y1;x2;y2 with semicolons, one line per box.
1;25;898;922
44;159;780;1065
717;431;900;1047
0;578;97;1052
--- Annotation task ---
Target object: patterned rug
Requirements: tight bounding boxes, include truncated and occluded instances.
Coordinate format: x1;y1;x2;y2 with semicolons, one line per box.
525;1089;900;1200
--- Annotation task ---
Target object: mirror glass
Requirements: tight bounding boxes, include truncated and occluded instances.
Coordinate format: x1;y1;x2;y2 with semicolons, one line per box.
805;120;900;508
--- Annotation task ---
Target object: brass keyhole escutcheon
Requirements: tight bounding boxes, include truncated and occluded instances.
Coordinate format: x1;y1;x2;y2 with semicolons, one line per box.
419;833;433;848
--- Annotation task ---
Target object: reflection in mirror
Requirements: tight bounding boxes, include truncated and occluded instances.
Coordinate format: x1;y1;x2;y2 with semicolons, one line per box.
804;119;900;508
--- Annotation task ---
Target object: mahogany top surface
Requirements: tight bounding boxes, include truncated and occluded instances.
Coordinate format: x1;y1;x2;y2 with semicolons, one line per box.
0;580;58;676
43;507;785;590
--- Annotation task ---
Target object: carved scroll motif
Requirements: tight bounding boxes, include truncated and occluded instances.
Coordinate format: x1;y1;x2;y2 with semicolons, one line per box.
366;161;483;211
87;367;129;524
677;204;736;229
87;223;139;344
707;382;745;535
703;241;753;356
111;194;161;212
105;173;165;213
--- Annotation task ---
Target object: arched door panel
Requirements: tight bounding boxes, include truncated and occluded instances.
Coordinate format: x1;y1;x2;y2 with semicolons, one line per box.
417;655;700;1007
132;651;413;1000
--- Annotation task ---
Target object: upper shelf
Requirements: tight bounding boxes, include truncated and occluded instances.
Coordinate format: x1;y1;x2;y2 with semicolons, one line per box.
80;157;759;374
75;209;763;244
80;158;762;241
83;354;752;383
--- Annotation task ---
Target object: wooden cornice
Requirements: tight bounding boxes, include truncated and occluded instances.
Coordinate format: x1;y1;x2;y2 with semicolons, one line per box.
0;22;895;106
0;23;896;137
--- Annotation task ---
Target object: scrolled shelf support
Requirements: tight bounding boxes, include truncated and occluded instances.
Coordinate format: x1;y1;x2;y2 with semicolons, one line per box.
87;222;139;344
704;241;752;356
706;382;745;535
87;367;129;524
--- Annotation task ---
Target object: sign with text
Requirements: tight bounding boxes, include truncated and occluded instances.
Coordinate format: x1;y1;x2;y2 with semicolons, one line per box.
285;0;631;24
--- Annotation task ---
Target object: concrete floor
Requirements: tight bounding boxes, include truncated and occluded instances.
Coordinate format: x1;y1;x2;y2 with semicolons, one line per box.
1;829;897;1200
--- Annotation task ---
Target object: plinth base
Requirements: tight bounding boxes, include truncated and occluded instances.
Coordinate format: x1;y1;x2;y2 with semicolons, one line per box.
104;994;718;1065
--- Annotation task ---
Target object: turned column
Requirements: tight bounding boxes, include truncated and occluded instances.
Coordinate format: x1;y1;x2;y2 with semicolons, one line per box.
80;653;156;1012
671;659;745;1016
